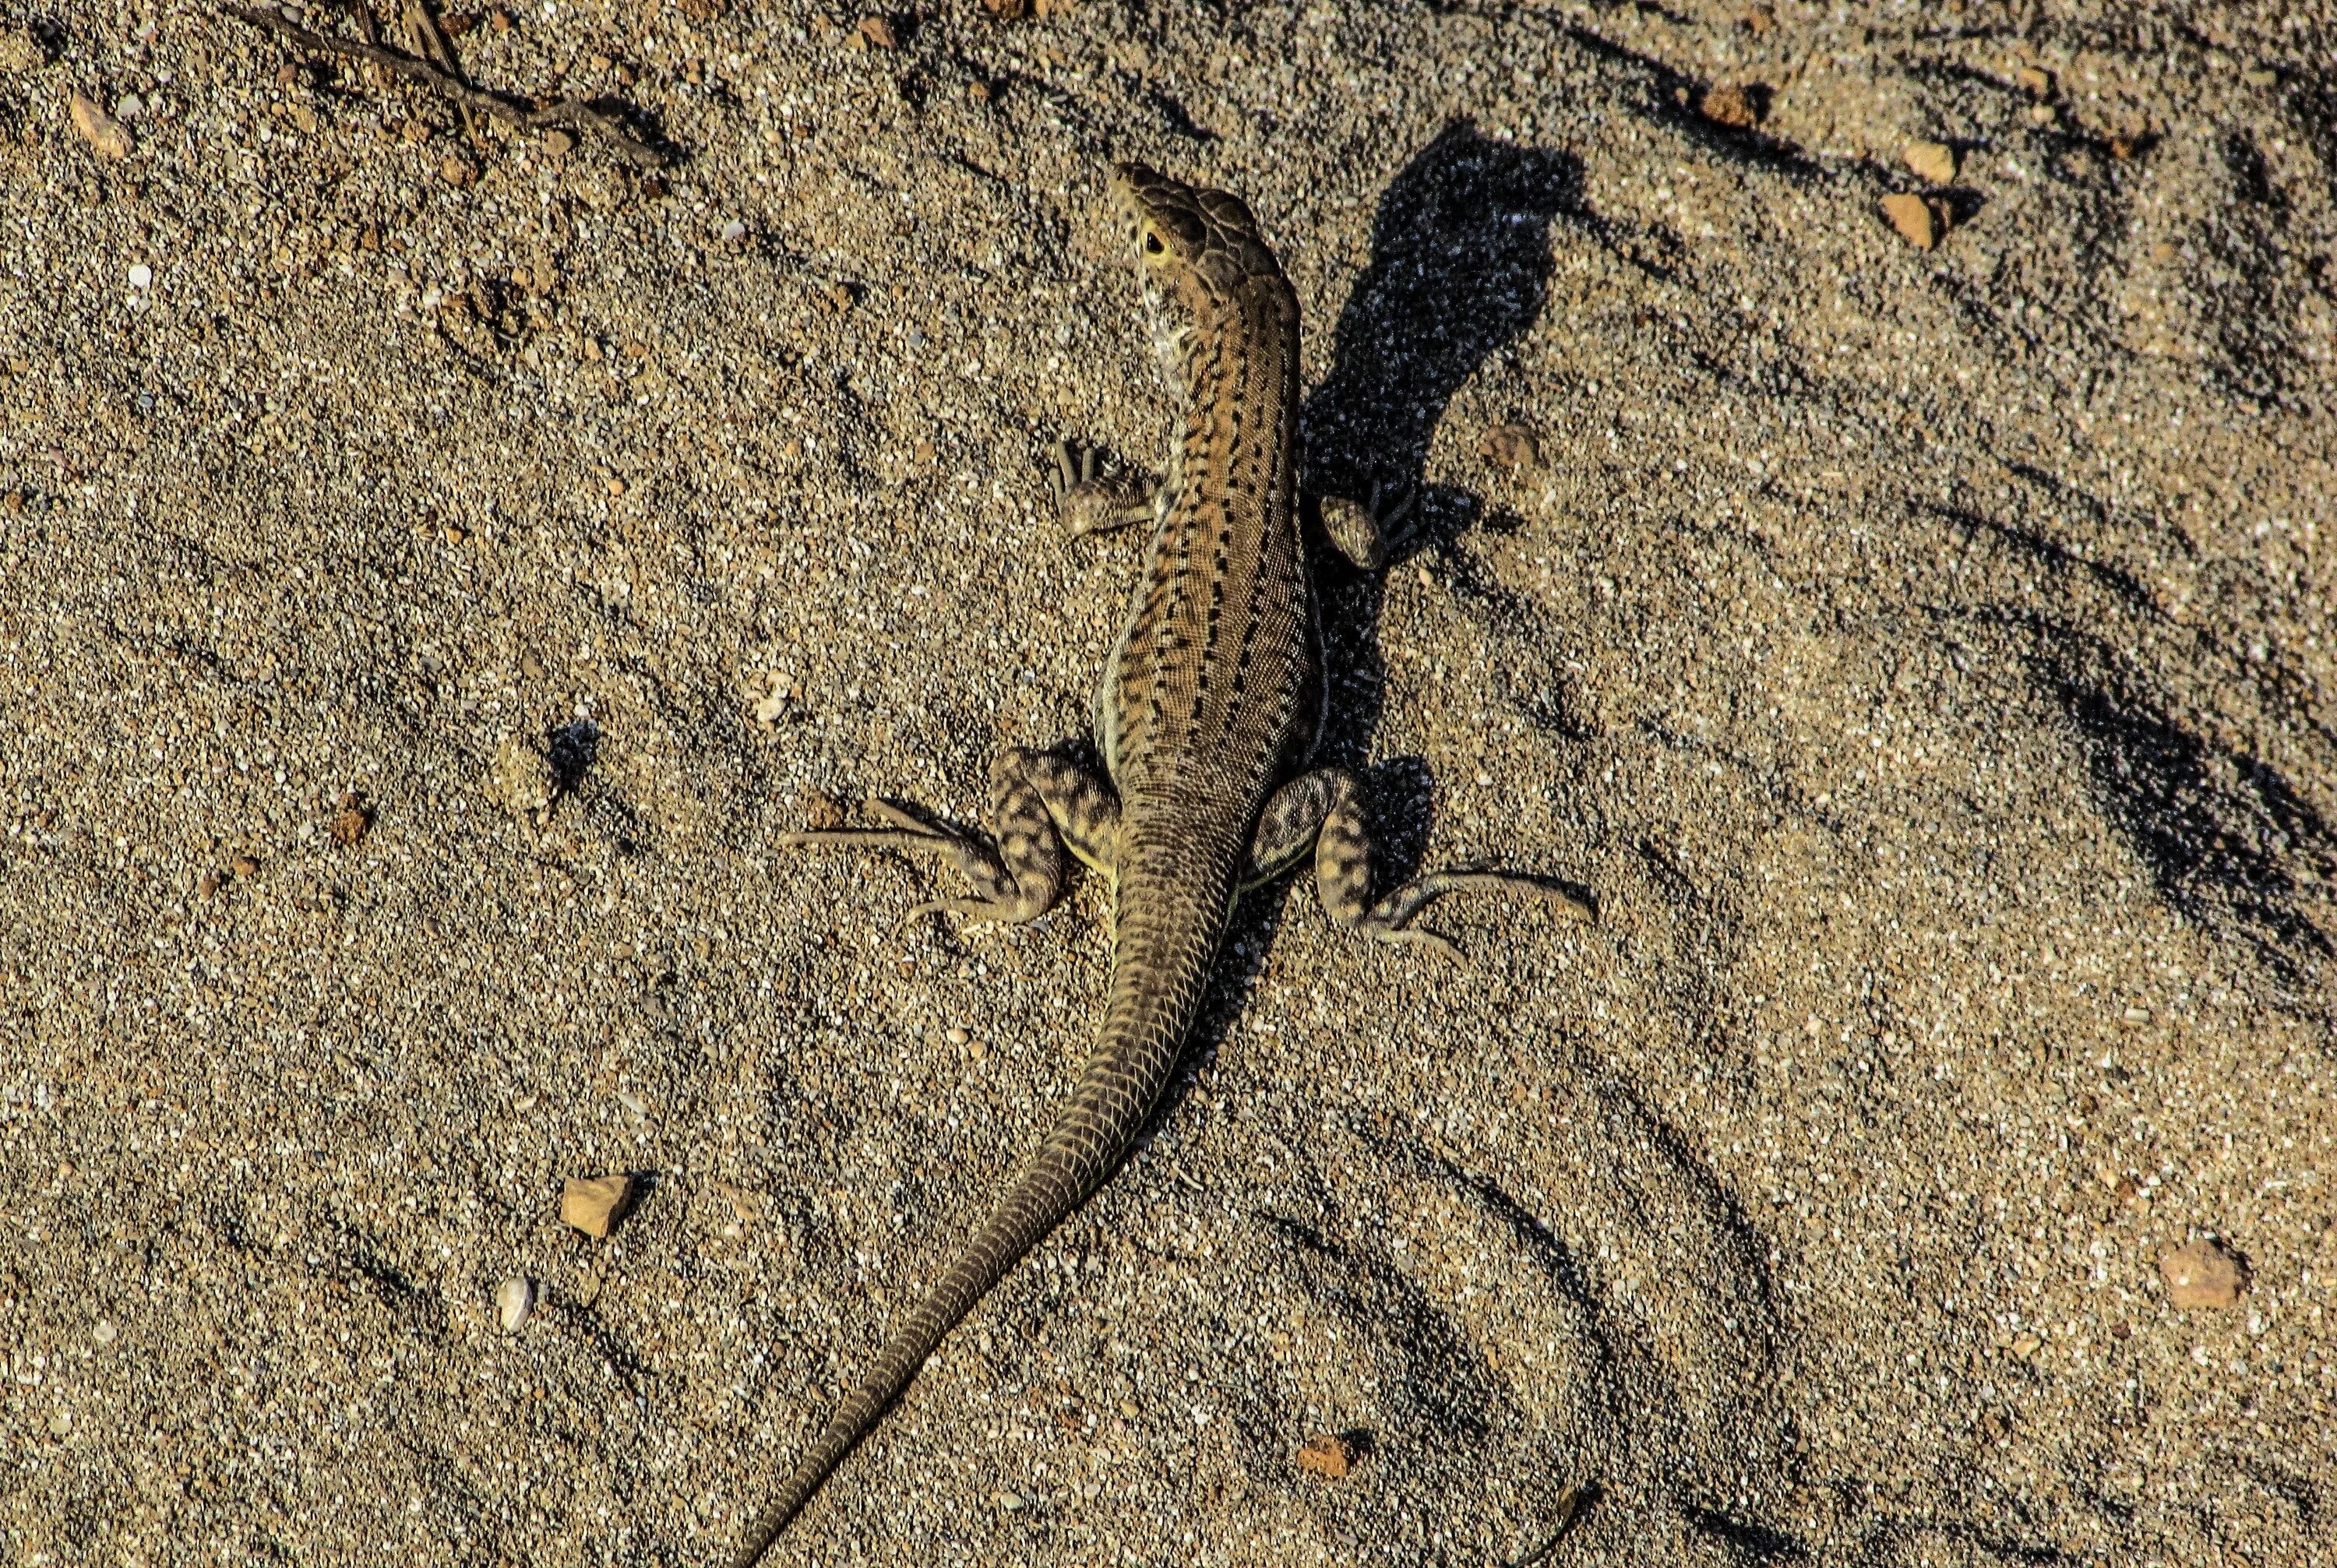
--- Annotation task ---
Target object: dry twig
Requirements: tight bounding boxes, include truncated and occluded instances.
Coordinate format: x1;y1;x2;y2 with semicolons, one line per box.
219;2;669;169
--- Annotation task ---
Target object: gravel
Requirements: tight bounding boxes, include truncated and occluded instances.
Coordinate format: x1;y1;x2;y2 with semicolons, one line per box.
2;1;2331;1563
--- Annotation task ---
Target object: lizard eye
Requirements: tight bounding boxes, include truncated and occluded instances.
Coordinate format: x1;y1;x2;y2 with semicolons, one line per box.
1142;231;1165;256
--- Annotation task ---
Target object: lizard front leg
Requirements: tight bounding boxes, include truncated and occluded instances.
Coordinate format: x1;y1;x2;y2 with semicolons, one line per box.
1052;439;1158;538
1243;767;1591;960
784;747;1119;926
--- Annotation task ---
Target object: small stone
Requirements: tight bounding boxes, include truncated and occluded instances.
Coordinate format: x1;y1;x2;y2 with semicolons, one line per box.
752;674;792;725
489;734;558;816
230;853;260;878
1740;4;1775;35
440;154;475;188
127;263;153;290
856;15;896;48
0;26;46;72
1479;421;1539;470
2025;103;2057;126
1296;1433;1355;1478
825;280;857;313
946;1026;970;1047
495;1276;537;1331
1879;192;1940;250
441;522;467;544
1903;140;1956;185
69;91;134;158
91;1320;118;1347
2106;133;2141;161
2241;66;2278;89
2009;1330;2043;1361
196;869;223;898
720;218;748;245
967;79;992;103
541;129;574;157
2015;65;2053;97
560;1173;633;1239
605;477;626;497
980;0;1028;16
1698;83;1761;130
329;795;372;846
2159;1239;2246;1310
798;790;847;830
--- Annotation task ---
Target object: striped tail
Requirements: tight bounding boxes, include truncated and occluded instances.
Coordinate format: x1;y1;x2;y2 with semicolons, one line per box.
731;875;1224;1565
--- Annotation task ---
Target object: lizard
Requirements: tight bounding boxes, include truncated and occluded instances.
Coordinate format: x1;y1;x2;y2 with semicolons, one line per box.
734;161;1589;1564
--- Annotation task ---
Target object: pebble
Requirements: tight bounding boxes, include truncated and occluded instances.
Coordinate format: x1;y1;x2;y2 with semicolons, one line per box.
439;154;475;188
329;793;372;846
91;1320;118;1347
946;1026;970;1047
855;15;897;49
798;790;847;830
541;129;575;157
127;263;153;290
2015;65;2053;97
1698;83;1761;131
69;91;134;159
560;1172;633;1239
1903;141;1956;185
1879;193;1940;250
2159;1239;2246;1310
753;675;790;725
231;853;260;878
1295;1432;1355;1478
495;1276;537;1331
1479;421;1540;470
196;869;222;898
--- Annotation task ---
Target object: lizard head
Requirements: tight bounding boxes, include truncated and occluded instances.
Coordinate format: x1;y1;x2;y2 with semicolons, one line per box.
1108;162;1284;366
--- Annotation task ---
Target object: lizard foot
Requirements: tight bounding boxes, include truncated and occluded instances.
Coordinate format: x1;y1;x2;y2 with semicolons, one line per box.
1053;439;1155;538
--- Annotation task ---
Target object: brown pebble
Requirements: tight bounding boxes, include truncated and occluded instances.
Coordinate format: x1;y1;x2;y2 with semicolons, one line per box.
69;91;135;159
856;15;896;48
1904;140;1956;185
980;0;1028;16
2159;1239;2246;1310
1698;83;1761;131
1479;421;1540;470
439;154;475;188
2015;65;2053;97
966;79;992;104
799;791;847;830
2106;133;2140;160
230;853;260;878
328;798;372;846
196;869;223;898
1740;4;1775;35
560;1173;634;1239
541;129;574;157
1879;192;1940;250
1295;1433;1355;1478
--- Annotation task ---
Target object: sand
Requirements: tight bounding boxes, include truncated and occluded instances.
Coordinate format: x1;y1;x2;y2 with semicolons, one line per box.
2;0;2332;1563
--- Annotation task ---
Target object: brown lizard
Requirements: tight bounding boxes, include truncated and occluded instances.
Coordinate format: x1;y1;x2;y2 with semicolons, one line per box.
734;161;1588;1563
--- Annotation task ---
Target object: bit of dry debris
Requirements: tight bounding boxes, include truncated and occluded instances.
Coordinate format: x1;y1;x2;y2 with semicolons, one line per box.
2159;1239;2247;1310
560;1173;634;1239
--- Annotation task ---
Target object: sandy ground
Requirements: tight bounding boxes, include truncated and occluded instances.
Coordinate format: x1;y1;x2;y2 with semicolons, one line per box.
3;0;2334;1563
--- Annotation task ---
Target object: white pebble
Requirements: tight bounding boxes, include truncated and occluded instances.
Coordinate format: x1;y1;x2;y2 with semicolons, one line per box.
721;219;747;244
91;1320;118;1346
495;1277;537;1332
127;263;152;290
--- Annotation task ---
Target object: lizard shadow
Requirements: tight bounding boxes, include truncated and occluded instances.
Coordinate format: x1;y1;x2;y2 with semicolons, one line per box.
1299;122;1590;839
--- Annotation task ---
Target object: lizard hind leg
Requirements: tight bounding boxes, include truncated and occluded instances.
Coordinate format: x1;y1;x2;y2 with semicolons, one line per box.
1246;767;1592;960
781;747;1119;928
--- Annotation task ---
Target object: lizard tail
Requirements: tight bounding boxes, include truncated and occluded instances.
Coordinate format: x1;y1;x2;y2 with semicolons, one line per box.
731;883;1219;1565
